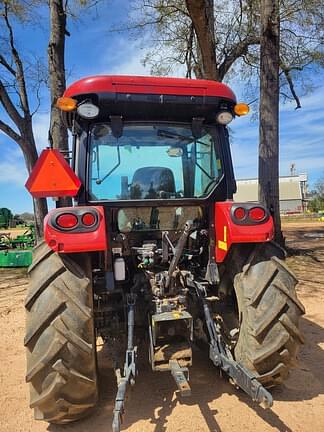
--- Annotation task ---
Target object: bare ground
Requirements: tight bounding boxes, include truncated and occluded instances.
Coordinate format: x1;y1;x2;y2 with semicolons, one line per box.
0;228;29;239
0;222;324;432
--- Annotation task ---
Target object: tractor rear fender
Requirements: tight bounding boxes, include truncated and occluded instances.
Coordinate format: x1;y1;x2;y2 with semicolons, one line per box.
44;206;107;253
215;202;274;262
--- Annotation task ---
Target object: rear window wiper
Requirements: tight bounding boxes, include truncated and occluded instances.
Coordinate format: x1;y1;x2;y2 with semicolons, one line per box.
157;129;208;147
95;145;121;185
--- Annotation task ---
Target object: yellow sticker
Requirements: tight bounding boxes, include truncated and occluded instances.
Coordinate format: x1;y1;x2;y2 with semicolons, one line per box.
218;225;228;251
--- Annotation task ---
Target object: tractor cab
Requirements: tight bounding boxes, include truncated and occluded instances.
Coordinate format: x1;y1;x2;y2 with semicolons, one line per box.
58;75;241;206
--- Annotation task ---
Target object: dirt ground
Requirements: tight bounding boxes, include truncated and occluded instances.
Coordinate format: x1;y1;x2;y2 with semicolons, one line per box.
0;222;323;432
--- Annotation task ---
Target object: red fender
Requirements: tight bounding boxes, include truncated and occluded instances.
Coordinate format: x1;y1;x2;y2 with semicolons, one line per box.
215;202;274;262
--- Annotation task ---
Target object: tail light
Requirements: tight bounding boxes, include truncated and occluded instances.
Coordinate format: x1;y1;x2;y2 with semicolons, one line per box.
231;204;268;225
249;207;266;221
81;212;96;226
56;213;78;229
233;207;246;221
51;208;100;232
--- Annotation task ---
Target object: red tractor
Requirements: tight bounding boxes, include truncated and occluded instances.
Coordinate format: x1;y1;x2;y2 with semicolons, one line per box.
25;76;305;431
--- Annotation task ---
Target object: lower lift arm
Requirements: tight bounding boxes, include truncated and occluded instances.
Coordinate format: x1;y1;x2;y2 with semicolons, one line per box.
193;280;273;408
112;294;137;432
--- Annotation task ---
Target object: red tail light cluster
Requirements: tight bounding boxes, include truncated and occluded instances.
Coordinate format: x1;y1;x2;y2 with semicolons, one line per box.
233;207;246;221
53;209;99;232
231;204;268;225
56;213;78;229
249;207;266;221
44;206;106;253
81;212;96;226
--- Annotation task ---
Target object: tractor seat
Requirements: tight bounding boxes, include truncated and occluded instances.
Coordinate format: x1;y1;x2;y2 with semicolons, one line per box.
130;167;176;199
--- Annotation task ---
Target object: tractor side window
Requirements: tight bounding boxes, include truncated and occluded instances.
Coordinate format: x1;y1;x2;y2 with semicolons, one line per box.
194;135;220;196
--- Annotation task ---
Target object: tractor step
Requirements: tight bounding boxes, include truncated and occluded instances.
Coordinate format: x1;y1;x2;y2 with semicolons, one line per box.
169;359;191;397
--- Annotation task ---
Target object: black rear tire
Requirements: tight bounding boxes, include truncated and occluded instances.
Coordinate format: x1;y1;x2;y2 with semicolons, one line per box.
228;242;305;387
25;241;98;423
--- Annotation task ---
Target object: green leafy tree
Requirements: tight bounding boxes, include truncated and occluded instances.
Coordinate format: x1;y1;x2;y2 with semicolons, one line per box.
308;175;324;212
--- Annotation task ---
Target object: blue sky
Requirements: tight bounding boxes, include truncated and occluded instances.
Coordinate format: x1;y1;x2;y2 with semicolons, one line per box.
0;1;323;213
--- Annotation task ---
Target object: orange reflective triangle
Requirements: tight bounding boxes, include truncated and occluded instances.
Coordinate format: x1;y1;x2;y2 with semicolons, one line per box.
25;149;81;198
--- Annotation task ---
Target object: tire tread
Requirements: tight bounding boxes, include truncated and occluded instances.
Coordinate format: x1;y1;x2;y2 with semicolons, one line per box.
25;242;98;423
231;242;304;387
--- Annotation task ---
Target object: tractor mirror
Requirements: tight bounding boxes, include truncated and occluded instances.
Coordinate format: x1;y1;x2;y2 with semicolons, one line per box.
167;147;183;157
93;124;110;139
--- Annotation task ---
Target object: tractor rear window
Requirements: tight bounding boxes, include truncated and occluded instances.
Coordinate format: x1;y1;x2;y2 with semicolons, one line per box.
88;123;223;200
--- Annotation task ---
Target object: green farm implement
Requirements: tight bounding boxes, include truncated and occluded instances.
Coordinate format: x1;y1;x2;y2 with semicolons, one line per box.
0;225;35;267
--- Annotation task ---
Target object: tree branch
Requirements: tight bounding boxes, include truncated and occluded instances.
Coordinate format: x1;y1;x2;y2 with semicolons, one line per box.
219;35;260;80
0;80;24;127
0;119;23;146
0;54;16;76
3;3;31;117
280;63;302;109
185;23;194;78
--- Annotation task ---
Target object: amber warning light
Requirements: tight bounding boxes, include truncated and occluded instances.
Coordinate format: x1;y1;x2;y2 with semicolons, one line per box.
56;97;77;112
25;149;82;198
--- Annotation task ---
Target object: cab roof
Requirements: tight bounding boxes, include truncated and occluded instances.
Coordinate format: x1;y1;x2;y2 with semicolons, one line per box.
63;75;237;125
64;75;236;102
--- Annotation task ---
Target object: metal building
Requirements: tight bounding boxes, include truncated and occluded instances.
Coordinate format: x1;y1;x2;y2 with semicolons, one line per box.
234;174;308;213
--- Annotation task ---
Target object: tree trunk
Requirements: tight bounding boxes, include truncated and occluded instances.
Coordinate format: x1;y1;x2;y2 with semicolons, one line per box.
48;0;71;208
32;198;49;241
259;0;284;245
22;126;48;241
185;0;219;81
22;147;47;241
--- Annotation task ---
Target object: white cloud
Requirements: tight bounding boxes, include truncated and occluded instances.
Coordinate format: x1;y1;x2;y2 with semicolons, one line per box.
279;90;324;112
65;38;153;84
98;35;186;77
0;112;50;189
0;156;27;186
107;40;151;76
229;80;324;183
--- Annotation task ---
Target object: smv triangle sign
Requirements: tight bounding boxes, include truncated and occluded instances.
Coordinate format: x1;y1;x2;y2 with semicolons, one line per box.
25;149;81;198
